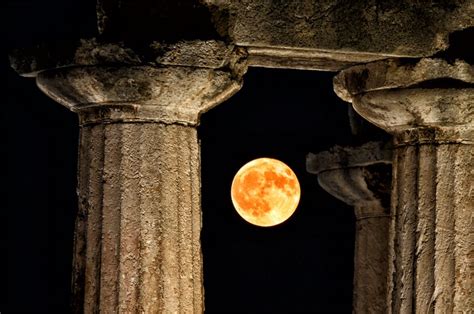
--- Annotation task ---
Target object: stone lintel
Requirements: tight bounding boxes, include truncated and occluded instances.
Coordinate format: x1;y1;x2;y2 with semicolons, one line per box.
10;2;474;73
205;0;473;61
245;46;387;72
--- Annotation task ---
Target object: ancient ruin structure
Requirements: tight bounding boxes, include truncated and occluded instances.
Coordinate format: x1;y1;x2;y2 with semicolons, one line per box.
307;142;392;313
334;58;473;313
10;0;472;312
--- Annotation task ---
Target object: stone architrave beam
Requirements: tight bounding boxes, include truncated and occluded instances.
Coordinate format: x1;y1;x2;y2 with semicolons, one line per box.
11;40;247;313
307;141;392;313
334;58;473;313
204;0;473;71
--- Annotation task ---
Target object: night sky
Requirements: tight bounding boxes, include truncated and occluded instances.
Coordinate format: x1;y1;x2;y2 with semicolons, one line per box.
4;1;361;312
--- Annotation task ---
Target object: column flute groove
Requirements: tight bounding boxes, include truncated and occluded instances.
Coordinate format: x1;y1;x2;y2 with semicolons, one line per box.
334;58;473;313
414;143;436;312
84;125;106;314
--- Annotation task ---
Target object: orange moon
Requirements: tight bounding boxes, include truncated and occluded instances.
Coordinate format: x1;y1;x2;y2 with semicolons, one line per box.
231;158;301;227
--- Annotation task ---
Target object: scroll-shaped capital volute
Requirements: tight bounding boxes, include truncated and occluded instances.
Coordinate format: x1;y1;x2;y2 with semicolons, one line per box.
13;40;248;126
334;58;474;143
307;141;392;217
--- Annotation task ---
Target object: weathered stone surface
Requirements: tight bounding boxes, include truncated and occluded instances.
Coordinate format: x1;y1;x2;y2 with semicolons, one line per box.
73;123;203;313
150;40;236;68
388;135;473;313
10;39;247;77
244;46;387;72
17;40;246;312
307;141;392;173
334;58;474;140
15;40;247;126
334;58;474;102
205;0;474;69
352;200;391;314
307;142;392;314
334;59;474;313
36;65;243;126
10;1;474;73
347;106;391;142
353;88;474;141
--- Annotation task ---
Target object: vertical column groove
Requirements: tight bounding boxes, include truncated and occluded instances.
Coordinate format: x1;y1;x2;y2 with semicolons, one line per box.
392;144;418;313
388;148;399;313
83;124;105;314
118;124;141;312
390;135;473;314
100;123;123;312
71;122;203;313
353;205;390;314
414;144;436;313
432;144;456;312
453;144;473;312
71;127;90;313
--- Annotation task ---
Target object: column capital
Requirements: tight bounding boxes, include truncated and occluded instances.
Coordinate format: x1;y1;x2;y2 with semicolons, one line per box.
11;39;247;126
307;142;392;313
333;58;474;143
307;141;392;218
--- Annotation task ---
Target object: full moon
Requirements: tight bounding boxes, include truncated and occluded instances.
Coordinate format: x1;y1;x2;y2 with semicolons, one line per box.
231;158;301;227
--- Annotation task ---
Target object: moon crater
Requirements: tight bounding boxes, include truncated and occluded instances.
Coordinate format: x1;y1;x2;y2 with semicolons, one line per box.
231;158;301;227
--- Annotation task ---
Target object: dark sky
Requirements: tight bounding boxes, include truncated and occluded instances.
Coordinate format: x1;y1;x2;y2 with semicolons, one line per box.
3;1;362;312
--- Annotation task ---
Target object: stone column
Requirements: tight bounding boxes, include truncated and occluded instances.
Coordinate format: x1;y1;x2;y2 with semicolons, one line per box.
12;40;246;313
334;58;473;313
307;141;392;313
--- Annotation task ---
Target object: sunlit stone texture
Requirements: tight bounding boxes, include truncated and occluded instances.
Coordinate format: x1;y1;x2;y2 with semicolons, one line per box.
12;40;246;313
335;58;473;313
307;141;392;313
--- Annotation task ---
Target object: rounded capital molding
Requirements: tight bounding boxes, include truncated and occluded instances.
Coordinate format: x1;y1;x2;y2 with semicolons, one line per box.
352;88;474;140
333;58;474;139
333;58;474;102
307;142;392;217
12;39;247;126
36;65;242;126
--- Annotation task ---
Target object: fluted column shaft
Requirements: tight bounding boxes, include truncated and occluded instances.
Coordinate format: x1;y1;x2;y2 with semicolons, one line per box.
388;130;473;313
334;58;474;313
353;202;391;313
72;123;202;313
